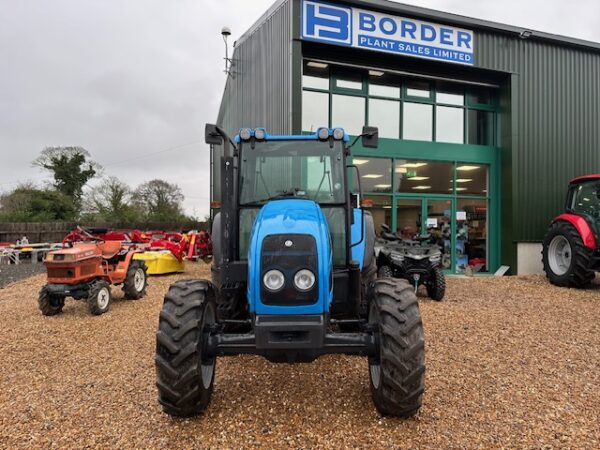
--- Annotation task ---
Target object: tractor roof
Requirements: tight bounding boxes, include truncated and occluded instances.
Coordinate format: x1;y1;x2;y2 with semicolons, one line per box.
570;174;600;184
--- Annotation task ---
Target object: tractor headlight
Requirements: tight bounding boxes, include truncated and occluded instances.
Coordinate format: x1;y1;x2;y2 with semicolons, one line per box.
333;128;345;140
429;254;441;262
317;128;330;140
263;269;285;292
294;269;315;291
239;128;252;141
254;128;266;140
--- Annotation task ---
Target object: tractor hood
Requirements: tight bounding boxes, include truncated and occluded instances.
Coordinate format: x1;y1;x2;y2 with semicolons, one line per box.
247;199;333;315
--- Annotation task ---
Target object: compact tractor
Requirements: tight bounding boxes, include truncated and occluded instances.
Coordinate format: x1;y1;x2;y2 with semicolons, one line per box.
39;227;148;315
155;125;426;417
542;174;600;287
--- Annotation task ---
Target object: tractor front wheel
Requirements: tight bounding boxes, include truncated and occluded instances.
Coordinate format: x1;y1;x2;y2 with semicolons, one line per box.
123;260;148;299
38;286;65;316
426;267;446;301
155;280;216;416
542;221;595;288
88;281;112;315
368;278;425;417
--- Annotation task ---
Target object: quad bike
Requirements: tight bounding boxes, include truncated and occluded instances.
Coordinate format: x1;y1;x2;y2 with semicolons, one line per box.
376;224;445;301
542;174;600;287
154;125;425;418
39;226;148;316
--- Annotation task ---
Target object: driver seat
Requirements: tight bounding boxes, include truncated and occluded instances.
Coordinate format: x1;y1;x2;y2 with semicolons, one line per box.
98;241;122;259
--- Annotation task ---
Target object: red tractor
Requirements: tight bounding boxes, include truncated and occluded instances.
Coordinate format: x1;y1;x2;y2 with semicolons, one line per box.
39;227;148;316
542;174;600;287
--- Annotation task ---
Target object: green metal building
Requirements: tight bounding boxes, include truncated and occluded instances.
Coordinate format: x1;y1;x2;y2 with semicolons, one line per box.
215;0;600;275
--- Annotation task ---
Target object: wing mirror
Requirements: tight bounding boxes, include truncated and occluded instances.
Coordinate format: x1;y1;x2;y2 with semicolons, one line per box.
205;123;223;145
361;126;379;149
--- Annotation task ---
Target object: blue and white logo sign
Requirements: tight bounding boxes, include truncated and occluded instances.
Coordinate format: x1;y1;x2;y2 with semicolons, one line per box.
301;0;475;65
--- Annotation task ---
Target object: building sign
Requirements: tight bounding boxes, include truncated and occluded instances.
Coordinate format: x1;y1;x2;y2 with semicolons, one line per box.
301;0;475;65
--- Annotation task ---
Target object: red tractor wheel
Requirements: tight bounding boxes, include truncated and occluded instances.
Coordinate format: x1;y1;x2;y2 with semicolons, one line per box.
542;221;595;288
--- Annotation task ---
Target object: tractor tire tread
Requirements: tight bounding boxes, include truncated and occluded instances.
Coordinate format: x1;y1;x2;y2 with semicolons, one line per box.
155;279;215;417
426;267;446;301
542;221;595;288
370;278;425;417
38;286;65;316
123;260;148;299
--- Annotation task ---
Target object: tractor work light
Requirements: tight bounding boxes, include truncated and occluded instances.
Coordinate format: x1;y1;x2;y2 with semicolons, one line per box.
294;269;315;291
317;128;330;140
239;128;252;141
263;269;285;292
333;128;344;140
254;128;266;140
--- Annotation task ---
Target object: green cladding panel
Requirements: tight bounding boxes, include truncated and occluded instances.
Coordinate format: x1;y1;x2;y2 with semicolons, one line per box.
474;31;600;241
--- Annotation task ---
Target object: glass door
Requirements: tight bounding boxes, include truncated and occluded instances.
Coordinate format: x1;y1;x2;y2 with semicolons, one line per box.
424;198;454;272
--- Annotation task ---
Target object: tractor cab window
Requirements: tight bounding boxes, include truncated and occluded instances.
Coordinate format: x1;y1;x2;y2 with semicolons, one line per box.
239;140;346;205
569;181;600;218
238;140;348;265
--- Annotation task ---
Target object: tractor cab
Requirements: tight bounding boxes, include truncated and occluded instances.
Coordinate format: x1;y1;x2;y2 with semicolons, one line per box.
565;175;600;236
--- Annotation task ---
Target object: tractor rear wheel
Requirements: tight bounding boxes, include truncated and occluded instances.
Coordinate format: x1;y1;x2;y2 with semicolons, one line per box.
426;267;445;301
542;221;595;288
38;286;65;316
155;280;216;416
368;278;425;417
88;281;112;315
123;260;148;299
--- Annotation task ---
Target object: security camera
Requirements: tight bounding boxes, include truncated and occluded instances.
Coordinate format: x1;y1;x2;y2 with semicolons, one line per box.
221;26;231;37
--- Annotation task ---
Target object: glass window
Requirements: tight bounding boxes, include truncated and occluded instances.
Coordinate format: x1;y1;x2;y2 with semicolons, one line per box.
456;198;488;273
369;98;400;139
369;72;400;98
396;160;453;195
403;103;433;141
362;195;393;236
468;86;493;105
569;181;600;217
453;164;488;195
239;140;346;205
396;198;422;238
353;157;391;193
335;72;363;91
436;106;464;144
406;80;431;98
332;94;365;135
436;83;464;105
321;207;347;266
239;208;259;260
303;61;330;90
302;90;329;132
468;110;494;146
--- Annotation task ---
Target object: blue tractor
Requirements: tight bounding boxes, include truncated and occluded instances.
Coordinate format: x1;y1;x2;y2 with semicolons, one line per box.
155;125;426;417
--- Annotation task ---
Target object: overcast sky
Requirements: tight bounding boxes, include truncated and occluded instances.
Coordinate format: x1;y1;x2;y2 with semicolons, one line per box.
1;0;599;218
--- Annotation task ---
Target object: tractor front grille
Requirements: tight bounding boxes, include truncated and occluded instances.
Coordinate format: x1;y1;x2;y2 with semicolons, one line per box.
260;234;318;306
47;268;75;278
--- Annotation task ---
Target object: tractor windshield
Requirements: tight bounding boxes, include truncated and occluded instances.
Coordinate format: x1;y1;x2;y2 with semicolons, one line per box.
239;140;346;205
568;180;600;218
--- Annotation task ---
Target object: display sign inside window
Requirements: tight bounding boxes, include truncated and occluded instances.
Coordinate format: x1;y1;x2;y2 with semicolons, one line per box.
301;0;475;65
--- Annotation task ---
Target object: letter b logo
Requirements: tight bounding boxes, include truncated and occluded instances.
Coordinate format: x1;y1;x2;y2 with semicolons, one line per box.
302;1;352;45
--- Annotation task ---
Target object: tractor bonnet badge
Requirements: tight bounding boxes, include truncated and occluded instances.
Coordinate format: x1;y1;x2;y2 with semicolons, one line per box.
284;240;293;247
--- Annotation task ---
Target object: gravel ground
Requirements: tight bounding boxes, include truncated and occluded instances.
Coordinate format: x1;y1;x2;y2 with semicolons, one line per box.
0;263;45;288
0;264;599;449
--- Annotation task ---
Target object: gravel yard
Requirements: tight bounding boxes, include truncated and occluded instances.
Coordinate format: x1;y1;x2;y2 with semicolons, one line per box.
0;263;599;449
